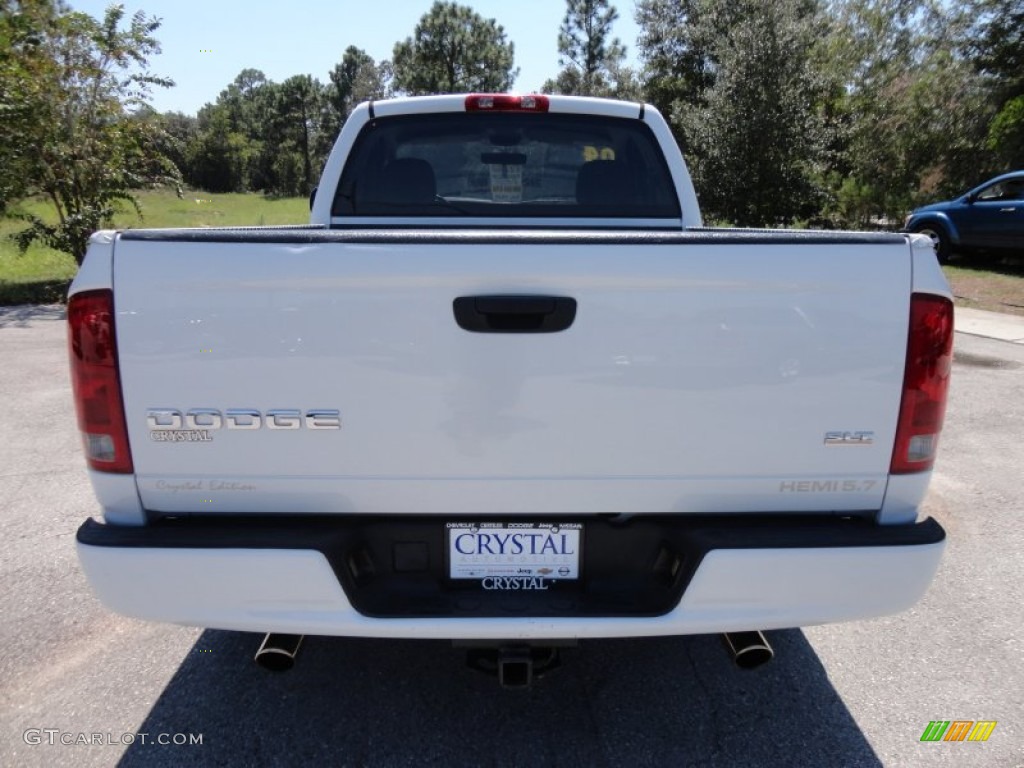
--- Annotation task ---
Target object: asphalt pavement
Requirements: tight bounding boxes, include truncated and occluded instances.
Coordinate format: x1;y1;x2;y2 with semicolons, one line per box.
0;304;1021;767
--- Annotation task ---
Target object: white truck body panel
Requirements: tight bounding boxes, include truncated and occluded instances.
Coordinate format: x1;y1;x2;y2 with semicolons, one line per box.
112;237;910;517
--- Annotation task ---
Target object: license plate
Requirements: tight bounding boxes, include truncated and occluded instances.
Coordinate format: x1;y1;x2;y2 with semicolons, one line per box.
447;522;582;580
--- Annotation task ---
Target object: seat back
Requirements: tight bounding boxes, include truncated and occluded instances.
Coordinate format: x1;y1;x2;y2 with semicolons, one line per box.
575;160;637;207
375;158;436;206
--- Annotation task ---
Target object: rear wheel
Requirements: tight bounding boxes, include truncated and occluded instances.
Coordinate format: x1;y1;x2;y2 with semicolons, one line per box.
911;223;951;263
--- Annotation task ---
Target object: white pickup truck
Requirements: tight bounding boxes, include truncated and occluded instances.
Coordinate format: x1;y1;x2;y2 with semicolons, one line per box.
70;94;952;683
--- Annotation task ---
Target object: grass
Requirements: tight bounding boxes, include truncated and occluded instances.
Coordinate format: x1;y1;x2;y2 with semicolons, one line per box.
0;190;309;305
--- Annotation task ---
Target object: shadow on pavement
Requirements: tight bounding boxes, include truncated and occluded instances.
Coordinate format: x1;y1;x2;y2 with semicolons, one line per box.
949;252;1024;278
120;629;879;767
0;302;66;327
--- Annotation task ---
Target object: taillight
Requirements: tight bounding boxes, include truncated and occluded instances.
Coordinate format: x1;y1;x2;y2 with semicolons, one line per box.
465;94;549;112
890;294;954;474
68;289;133;473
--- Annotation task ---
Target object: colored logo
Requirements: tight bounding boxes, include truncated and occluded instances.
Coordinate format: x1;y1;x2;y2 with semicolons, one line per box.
920;721;997;742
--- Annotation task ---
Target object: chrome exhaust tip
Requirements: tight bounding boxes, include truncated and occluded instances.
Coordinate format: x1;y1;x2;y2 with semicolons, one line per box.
255;633;304;672
722;631;774;669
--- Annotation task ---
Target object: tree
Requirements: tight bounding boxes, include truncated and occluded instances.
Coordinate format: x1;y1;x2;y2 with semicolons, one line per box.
327;47;390;120
817;0;928;222
152;110;198;181
544;0;626;96
217;68;270;139
392;1;518;95
821;1;996;223
270;75;323;196
673;0;830;225
186;103;251;193
184;69;278;193
973;0;1024;97
320;46;391;157
972;0;1024;164
0;0;57;214
987;95;1024;163
635;0;715;119
2;1;179;264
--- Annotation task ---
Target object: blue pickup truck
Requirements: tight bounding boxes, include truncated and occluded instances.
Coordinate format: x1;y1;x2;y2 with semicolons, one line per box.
905;171;1024;262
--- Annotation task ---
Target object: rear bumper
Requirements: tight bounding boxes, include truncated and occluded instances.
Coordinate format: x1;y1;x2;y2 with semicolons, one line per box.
76;514;945;639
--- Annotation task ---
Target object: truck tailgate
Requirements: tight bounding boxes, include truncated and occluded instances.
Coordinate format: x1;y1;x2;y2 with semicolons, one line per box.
113;231;911;516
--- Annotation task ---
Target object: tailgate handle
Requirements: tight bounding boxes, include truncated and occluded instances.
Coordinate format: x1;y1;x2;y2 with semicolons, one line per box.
453;295;577;333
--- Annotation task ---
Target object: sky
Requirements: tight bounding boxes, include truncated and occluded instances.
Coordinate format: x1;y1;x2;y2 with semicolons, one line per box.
67;0;643;116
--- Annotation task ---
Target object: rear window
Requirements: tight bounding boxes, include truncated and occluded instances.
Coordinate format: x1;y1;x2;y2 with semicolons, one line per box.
332;113;681;219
